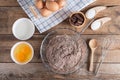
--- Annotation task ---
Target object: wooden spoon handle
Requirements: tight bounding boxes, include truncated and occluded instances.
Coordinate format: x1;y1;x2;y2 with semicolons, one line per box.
89;50;94;72
29;6;38;18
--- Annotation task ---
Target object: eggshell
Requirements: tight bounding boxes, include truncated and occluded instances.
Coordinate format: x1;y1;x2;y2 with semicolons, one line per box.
46;1;59;11
57;0;66;8
36;0;43;9
40;8;52;17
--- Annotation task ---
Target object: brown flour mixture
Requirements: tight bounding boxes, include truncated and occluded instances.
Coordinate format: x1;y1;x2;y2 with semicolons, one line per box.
46;35;87;74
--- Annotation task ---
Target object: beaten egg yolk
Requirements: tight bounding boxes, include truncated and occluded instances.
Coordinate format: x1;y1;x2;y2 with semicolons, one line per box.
13;43;32;63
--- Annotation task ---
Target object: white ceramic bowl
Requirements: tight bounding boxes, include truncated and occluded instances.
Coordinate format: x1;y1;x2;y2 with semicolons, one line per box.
12;18;35;40
11;42;34;65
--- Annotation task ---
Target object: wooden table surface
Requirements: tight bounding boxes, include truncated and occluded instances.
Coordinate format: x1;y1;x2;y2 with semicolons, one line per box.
0;0;120;80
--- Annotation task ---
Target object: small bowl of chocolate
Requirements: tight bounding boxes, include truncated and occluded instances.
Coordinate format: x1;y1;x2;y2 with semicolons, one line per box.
69;12;86;28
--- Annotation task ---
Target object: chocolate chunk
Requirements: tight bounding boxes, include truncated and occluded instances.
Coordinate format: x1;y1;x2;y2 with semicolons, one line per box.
75;22;80;26
76;14;84;21
72;15;77;20
71;17;76;23
77;20;83;25
70;13;84;27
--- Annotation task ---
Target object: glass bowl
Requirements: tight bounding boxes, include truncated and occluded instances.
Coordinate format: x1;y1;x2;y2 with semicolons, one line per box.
40;28;88;74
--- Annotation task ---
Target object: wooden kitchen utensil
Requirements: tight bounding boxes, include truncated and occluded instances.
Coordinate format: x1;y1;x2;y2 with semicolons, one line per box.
89;39;98;72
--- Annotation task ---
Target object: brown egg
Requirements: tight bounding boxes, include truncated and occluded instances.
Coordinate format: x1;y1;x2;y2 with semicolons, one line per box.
36;0;43;9
57;0;66;8
40;8;52;17
46;1;59;11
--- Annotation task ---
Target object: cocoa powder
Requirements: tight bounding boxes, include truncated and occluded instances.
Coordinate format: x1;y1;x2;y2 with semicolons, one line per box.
46;35;87;74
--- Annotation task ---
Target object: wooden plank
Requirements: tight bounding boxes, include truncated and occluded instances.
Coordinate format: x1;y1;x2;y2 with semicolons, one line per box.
0;7;28;34
55;6;120;35
0;6;120;34
0;34;120;63
92;0;120;6
0;63;120;79
0;0;119;7
0;0;120;79
0;34;43;63
0;0;18;7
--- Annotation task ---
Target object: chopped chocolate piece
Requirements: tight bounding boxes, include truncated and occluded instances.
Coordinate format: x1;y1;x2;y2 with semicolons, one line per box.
69;13;85;27
77;20;83;25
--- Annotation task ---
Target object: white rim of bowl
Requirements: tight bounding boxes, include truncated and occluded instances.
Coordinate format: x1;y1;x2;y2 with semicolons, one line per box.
11;42;34;65
12;18;35;40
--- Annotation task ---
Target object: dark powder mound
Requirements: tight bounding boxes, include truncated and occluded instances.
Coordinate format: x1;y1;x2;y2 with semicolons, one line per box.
46;35;87;73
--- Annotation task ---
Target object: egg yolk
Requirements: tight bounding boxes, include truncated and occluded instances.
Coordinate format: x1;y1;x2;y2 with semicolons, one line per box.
13;43;32;63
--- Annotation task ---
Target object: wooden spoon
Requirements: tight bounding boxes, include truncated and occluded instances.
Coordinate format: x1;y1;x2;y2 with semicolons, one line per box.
89;39;98;72
29;6;38;18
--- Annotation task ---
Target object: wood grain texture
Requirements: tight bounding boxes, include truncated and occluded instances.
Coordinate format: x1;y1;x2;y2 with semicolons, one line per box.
0;0;18;7
0;35;120;63
0;2;119;35
0;0;120;80
0;63;120;80
0;34;42;63
0;0;120;7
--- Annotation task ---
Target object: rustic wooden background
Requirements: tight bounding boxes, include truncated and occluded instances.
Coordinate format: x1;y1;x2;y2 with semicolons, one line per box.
0;0;120;80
